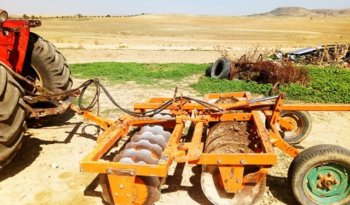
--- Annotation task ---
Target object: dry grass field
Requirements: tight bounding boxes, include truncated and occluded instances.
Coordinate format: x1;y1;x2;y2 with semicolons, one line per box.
32;15;350;63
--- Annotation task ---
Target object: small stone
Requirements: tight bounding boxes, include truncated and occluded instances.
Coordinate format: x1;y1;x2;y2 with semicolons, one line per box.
51;163;59;169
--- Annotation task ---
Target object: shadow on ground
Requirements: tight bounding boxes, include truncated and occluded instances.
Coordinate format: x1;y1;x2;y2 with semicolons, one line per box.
27;109;76;128
267;175;298;204
162;164;212;205
0;120;83;182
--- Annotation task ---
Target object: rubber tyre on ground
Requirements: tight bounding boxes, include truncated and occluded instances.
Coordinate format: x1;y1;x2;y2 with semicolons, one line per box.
210;57;231;79
289;144;350;205
279;111;312;144
0;66;26;169
205;63;213;77
23;32;72;93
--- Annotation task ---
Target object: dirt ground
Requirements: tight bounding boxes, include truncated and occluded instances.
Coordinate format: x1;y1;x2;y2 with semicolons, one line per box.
1;14;350;205
0;76;349;205
33;15;350;63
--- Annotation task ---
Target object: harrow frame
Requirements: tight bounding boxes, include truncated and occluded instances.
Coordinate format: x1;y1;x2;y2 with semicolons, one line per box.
79;92;350;205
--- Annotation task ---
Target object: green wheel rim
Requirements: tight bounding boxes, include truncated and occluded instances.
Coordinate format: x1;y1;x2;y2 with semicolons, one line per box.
303;163;350;204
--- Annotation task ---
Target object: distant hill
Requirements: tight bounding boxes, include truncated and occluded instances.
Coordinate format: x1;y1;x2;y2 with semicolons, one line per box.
252;7;350;17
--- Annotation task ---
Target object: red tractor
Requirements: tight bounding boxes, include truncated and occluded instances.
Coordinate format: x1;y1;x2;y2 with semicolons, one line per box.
0;9;72;168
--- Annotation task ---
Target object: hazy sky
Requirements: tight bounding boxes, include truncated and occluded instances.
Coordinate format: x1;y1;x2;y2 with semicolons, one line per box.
2;0;350;16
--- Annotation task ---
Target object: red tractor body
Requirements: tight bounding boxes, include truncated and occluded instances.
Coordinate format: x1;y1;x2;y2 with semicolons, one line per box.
0;10;73;169
0;19;33;73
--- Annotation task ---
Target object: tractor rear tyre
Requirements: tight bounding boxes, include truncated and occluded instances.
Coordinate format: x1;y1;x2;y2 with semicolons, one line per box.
23;32;72;93
0;66;26;169
289;144;350;205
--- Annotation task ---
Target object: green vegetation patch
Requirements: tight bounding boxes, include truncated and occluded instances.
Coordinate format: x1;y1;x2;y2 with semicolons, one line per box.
192;66;350;103
71;62;350;103
71;62;206;84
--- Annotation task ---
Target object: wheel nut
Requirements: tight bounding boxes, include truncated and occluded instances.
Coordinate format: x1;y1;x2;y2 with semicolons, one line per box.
334;179;338;184
327;172;333;177
317;182;322;188
317;174;323;179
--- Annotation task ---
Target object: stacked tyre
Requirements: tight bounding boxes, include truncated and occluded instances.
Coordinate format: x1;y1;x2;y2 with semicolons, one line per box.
210;57;232;79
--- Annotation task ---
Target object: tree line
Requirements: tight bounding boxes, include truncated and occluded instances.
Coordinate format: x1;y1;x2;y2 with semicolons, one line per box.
22;13;146;19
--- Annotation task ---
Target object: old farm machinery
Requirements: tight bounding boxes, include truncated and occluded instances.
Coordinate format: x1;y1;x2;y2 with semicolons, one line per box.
77;90;350;205
0;9;72;168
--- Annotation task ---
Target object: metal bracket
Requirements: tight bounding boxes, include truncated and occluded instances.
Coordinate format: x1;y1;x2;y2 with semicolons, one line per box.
106;169;136;205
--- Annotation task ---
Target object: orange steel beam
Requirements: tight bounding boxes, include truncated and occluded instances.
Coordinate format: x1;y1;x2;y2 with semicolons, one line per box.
163;122;185;161
204;113;252;122
251;111;274;153
80;161;169;177
282;104;350;111
82;111;115;130
269;131;300;157
191;122;204;144
196;153;277;165
82;119;131;161
269;96;300;157
130;118;176;127
175;122;204;162
81;153;276;175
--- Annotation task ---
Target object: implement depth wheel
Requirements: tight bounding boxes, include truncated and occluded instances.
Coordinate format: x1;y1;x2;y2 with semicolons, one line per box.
279;111;312;144
289;144;350;205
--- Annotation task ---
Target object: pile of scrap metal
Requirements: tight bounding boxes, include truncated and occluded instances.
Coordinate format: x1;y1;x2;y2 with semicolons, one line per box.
276;44;350;65
206;56;309;87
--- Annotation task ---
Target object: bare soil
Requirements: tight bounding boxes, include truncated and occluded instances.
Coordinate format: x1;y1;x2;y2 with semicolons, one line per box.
32;15;350;64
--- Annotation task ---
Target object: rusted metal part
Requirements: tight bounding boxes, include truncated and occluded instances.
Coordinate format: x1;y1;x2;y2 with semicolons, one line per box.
209;56;310;87
0;9;8;23
228;60;238;80
28;19;41;28
316;172;339;191
27;97;73;119
286;44;350;65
